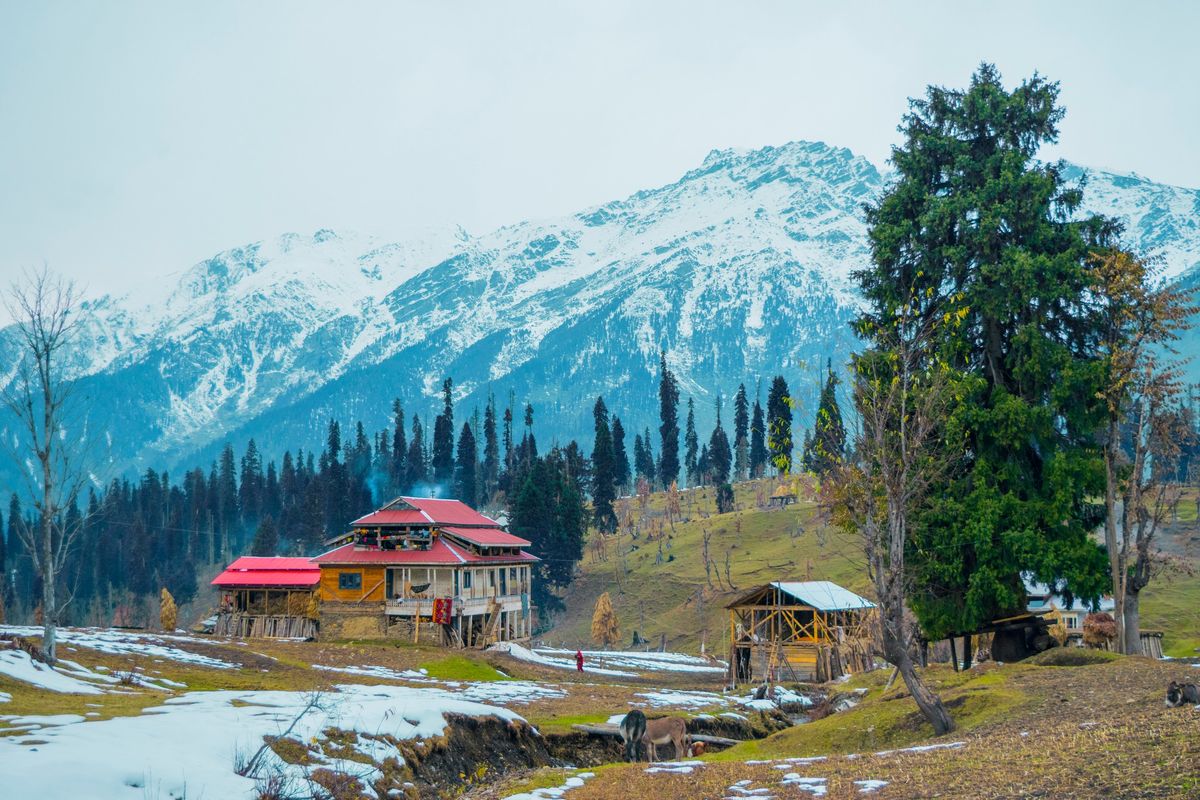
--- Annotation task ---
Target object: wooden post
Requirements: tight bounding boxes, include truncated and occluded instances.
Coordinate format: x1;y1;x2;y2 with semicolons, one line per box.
949;637;959;671
413;603;420;644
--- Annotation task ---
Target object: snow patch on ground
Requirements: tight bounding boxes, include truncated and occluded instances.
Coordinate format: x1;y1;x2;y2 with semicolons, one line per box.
0;649;105;694
488;642;635;677
874;741;965;757
645;759;704;774
534;647;726;674
0;683;525;799
855;779;888;793
0;626;237;670
636;689;728;709
503;770;594;799
780;773;827;795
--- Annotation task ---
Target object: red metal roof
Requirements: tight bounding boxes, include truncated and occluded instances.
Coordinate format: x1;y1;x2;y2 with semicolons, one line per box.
211;557;321;589
350;498;501;528
441;526;531;547
313;540;538;566
403;497;501;526
350;509;432;526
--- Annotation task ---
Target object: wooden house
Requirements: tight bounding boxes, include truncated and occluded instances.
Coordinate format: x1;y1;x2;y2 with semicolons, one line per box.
726;580;877;684
313;496;537;646
211;556;321;638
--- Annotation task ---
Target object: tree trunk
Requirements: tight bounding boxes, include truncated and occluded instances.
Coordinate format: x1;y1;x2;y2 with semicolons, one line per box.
1103;422;1127;654
41;493;58;665
948;637;958;671
896;652;954;735
1123;588;1142;656
962;633;973;670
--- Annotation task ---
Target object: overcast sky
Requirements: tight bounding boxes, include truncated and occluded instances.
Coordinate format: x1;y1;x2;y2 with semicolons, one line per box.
1;1;1198;301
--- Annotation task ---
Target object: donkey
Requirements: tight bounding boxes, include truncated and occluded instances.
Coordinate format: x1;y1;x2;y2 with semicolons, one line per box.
641;716;690;762
619;709;647;762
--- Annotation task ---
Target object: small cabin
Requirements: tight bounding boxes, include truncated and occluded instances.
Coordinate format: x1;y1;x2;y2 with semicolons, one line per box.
768;483;798;508
211;556;321;638
313;496;537;646
726;580;877;684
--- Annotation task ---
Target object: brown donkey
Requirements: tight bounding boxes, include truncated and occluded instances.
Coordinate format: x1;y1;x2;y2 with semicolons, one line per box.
642;716;689;762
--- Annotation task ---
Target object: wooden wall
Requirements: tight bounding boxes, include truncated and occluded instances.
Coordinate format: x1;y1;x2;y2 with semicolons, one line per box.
319;565;386;602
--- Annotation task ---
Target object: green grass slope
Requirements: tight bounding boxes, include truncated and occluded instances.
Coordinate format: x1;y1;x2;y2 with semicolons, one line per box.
548;479;1200;658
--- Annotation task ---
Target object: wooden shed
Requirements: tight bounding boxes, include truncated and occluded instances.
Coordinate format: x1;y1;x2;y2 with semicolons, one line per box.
726;580;877;684
211;557;320;638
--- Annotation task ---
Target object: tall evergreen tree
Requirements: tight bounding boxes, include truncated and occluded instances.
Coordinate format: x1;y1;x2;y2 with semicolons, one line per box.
590;397;617;532
250;516;279;557
432;378;456;485
324;419;350;536
611;416;630;494
708;397;732;486
657;351;680;489
749;398;767;478
482;395;500;502
405;414;427;491
803;359;846;476
684;397;699;487
239;439;264;527
390;399;407;495
733;383;750;480
217;444;239;548
857;63;1112;640
455;421;478;506
766;376;793;475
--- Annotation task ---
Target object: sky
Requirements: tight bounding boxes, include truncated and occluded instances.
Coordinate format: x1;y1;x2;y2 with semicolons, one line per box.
1;1;1198;302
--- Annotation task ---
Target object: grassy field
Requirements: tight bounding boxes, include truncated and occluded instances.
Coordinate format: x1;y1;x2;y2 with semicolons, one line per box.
473;652;1200;800
545;478;1200;658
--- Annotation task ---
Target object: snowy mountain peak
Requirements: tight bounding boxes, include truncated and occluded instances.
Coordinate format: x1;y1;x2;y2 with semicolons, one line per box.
2;141;1198;485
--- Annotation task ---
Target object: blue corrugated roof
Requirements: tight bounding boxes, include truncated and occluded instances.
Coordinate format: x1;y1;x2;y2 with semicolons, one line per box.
772;580;875;611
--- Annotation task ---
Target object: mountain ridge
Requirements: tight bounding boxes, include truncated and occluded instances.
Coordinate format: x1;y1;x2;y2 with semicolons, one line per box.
2;139;1198;485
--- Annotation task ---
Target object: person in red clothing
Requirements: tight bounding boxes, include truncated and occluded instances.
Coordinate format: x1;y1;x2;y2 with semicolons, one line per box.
575;649;584;672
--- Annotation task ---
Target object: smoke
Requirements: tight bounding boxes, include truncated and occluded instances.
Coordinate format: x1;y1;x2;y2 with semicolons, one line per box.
407;481;453;499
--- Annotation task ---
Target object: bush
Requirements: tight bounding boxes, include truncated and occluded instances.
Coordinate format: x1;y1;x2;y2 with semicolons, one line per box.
1082;612;1117;649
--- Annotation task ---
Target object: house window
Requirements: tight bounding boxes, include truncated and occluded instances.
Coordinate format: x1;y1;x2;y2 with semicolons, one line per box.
338;572;362;591
1065;616;1078;629
463;571;473;589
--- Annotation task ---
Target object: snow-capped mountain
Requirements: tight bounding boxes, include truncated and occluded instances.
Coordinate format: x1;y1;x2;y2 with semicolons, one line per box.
2;141;1199;483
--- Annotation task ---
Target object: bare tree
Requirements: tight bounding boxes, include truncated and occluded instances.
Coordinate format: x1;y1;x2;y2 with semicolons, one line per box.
1091;249;1196;654
1;268;89;664
826;310;958;735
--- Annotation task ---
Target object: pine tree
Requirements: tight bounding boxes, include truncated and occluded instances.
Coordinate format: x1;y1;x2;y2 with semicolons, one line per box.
250;516;279;557
733;383;750;480
456;421;478;507
684;397;699;487
803;359;846;476
657;351;680;489
766;376;793;475
591;397;617;532
405;414;427;491
217;444;239;546
390;399;407;495
590;591;620;648
611;416;630;494
708;397;732;486
432;378;455;486
749;398;767;478
482;395;500;502
857;63;1113;641
634;431;655;482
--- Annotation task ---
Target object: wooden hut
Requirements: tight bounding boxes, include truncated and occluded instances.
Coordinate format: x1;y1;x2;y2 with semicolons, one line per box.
211;557;320;638
726;580;877;684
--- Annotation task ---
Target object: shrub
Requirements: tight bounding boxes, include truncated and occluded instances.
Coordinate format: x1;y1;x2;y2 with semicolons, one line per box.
1082;612;1116;649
